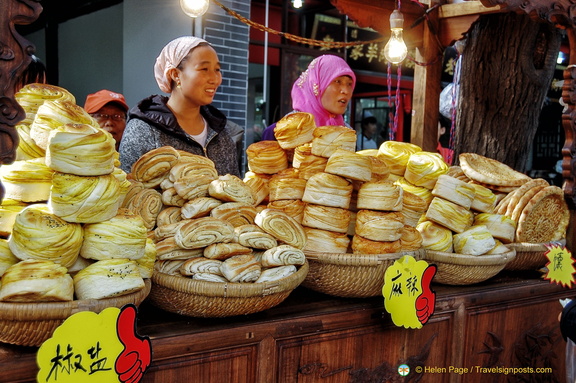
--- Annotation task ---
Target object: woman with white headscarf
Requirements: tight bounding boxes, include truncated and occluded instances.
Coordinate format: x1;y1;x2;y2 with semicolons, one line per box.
119;36;242;176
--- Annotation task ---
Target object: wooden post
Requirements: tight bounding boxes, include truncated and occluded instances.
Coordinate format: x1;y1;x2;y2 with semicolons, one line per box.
410;2;442;151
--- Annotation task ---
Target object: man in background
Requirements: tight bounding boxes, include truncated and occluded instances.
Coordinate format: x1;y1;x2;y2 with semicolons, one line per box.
356;115;378;150
84;89;129;150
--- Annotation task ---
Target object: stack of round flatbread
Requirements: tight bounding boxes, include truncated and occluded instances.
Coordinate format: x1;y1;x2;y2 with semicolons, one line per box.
459;153;569;244
494;178;569;243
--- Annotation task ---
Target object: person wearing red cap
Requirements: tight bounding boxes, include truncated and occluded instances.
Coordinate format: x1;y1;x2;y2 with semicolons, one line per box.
84;89;129;149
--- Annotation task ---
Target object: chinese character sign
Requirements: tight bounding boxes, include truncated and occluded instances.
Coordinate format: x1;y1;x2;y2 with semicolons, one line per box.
37;304;151;383
383;255;437;329
544;243;576;288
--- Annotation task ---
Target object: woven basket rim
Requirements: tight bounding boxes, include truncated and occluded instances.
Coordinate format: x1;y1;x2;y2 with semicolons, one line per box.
151;261;309;298
304;248;426;266
0;279;151;321
507;239;566;252
425;249;516;266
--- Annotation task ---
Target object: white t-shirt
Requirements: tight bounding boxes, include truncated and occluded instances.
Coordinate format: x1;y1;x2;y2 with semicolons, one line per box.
187;118;208;147
356;134;378;150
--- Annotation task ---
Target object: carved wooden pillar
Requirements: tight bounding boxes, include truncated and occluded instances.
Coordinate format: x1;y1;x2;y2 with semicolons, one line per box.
0;0;42;201
562;28;576;209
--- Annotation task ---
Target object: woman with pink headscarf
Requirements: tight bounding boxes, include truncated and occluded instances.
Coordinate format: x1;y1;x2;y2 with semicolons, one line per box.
119;36;242;176
261;55;356;140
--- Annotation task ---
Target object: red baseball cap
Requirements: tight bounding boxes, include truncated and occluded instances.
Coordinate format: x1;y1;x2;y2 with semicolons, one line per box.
84;89;129;113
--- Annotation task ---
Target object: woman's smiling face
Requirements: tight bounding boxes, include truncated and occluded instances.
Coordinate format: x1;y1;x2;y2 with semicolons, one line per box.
320;75;354;117
176;44;222;106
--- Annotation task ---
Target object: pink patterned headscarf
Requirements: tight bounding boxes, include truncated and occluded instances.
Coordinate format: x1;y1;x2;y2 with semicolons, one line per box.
154;36;210;93
291;55;356;126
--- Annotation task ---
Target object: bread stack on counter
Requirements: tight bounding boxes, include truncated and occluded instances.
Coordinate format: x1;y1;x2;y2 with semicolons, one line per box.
246;112;453;255
1;86;569;299
247;113;570;260
416;171;510;255
460;153;569;244
416;152;569;257
123;146;307;284
14;83;77;160
0;83;151;303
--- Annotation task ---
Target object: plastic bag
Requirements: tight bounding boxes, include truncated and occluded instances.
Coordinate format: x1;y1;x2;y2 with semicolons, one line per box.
439;83;457;119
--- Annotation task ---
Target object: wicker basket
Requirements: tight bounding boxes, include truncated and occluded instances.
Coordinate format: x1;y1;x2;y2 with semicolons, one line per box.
149;261;308;317
504;240;566;271
424;249;516;285
302;249;426;298
0;279;151;347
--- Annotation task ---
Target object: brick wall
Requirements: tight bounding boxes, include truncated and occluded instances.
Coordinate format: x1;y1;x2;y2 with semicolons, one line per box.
202;0;250;134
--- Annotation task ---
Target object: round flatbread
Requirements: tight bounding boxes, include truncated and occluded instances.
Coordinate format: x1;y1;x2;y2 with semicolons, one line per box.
494;192;508;205
496;178;547;216
446;166;469;182
516;186;570;243
509;178;549;199
486;184;518;193
509;185;546;222
496;192;514;215
469;180;518;194
459;153;531;187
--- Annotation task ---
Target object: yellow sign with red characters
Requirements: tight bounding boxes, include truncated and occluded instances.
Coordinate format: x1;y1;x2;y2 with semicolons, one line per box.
383;255;437;329
37;304;151;383
544;243;576;288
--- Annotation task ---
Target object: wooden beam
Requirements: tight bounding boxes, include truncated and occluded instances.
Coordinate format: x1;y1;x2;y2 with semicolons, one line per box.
437;1;503;46
438;0;502;19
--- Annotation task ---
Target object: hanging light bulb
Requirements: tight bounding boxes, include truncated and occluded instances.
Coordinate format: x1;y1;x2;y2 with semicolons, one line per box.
292;0;303;8
180;0;210;18
383;9;408;64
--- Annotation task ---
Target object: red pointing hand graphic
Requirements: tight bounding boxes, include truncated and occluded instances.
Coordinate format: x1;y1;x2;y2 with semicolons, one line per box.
415;265;437;325
115;304;152;383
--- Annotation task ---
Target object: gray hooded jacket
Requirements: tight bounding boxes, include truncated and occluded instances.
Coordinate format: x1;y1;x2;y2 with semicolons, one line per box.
118;94;241;177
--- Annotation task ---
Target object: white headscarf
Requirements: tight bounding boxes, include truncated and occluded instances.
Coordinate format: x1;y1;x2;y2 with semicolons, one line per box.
154;36;210;93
